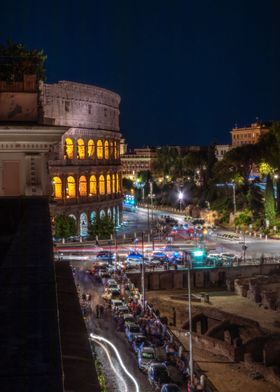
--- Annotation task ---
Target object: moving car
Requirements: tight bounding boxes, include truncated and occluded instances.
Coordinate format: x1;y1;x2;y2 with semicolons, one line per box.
96;250;115;262
111;299;123;310
138;347;157;372
123;313;135;326
125;323;141;342
148;363;170;389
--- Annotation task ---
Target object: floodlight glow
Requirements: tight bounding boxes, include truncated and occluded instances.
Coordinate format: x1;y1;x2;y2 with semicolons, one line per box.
178;191;183;200
90;334;139;392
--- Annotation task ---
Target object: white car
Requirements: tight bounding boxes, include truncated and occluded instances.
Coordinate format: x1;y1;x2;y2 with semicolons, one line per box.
111;299;123;311
138;347;157;372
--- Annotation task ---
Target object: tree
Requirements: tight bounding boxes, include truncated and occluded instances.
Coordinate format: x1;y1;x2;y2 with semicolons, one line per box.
264;174;276;224
122;178;133;193
54;215;76;239
0;40;47;82
88;216;115;240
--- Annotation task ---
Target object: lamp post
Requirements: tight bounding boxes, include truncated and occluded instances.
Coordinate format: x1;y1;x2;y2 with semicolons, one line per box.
178;191;183;212
187;259;193;384
141;232;145;312
232;182;236;215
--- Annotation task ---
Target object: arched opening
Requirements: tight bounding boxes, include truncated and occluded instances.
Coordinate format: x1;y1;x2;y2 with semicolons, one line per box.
69;214;76;221
65;138;74;159
110;140;114;158
90;211;96;223
112;174;116;193
100;209;106;219
116;173;119;192
80;212;88;237
114;141;117;159
89;175;97;195
104;140;109;159
66;176;76;198
107;208;112;219
116;206;120;225
112;207;116;224
88;139;95;158
97;140;103;159
52;176;62;199
106;174;111;194
77;138;85;159
99;175;105;195
79;175;87;197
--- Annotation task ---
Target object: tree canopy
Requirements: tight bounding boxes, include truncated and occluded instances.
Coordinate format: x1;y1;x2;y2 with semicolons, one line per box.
54;215;76;239
0;40;47;82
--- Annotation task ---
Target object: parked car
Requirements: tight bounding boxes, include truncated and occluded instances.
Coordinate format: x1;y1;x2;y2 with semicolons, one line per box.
161;384;181;392
132;335;152;355
138;347;157;372
111;299;123;311
125;323;141;342
148;363;170;389
96;250;115;261
123;313;135;326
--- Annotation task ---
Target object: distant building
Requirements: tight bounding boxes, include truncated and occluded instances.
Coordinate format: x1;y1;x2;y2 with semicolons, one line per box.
0;75;123;236
121;146;156;180
231;122;270;147
215;144;231;161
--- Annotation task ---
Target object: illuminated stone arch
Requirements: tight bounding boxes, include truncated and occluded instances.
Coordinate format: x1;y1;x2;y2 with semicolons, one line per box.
77;138;85;159
100;209;106;219
97;140;103;159
88;139;95;158
110;140;114;158
104;140;109;159
112;206;116;224
114;141;117;159
90;211;96;223
99;175;105;195
107;208;112;219
69;214;77;221
80;212;88;237
106;174;111;194
112;174;116;193
89;175;97;195
52;176;62;199
66;176;76;198
79;175;87;197
116;173;119;192
65;138;74;159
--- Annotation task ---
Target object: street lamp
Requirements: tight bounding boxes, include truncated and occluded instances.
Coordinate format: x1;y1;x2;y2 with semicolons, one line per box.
178;191;183;212
187;259;193;384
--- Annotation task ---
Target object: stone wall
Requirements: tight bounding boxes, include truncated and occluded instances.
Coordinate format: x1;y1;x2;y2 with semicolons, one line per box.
40;81;120;131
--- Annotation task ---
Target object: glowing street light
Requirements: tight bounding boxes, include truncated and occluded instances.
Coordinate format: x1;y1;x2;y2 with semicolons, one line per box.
178;191;183;211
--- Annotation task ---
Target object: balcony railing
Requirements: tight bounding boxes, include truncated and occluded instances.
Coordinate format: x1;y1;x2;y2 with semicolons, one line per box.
48;158;121;166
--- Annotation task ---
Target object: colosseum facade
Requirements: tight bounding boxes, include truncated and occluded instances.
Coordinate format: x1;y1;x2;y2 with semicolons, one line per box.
44;81;123;237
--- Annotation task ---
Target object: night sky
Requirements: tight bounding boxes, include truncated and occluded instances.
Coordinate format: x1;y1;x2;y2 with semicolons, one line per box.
1;0;280;147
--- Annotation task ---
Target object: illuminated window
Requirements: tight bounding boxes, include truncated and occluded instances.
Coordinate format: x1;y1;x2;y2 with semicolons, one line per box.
89;175;97;195
52;176;62;199
65;138;74;159
112;174;116;193
110;141;114;157
97;140;103;159
79;175;87;196
106;174;111;194
77;138;85;159
88;139;95;158
99;175;105;195
104;140;109;159
66;176;76;198
116;173;119;192
114;141;117;159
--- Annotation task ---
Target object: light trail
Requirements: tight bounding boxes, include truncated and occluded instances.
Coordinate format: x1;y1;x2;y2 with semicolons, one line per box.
90;333;140;392
93;338;128;392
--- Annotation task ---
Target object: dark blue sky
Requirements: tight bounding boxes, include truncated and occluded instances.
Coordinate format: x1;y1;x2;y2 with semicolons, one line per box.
1;0;280;147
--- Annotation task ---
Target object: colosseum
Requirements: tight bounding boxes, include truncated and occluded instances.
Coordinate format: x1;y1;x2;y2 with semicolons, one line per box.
0;76;123;237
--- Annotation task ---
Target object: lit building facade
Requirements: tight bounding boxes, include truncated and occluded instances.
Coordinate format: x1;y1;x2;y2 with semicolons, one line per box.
231;122;270;147
121;147;156;180
0;77;123;236
215;144;231;161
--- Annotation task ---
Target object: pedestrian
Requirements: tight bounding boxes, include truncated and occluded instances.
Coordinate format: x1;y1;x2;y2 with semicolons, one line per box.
95;304;100;318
